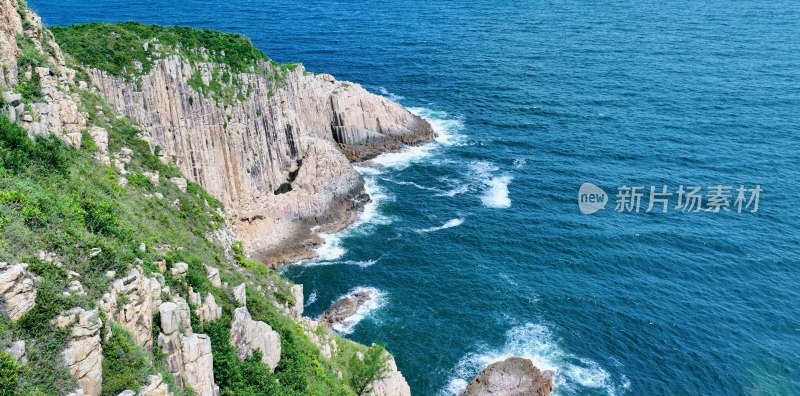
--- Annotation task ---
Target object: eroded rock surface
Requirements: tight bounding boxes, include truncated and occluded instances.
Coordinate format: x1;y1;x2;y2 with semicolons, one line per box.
180;333;219;396
462;357;554;396
0;262;37;321
230;307;281;372
319;288;375;329
98;268;162;350
88;54;433;262
57;308;103;396
368;354;412;396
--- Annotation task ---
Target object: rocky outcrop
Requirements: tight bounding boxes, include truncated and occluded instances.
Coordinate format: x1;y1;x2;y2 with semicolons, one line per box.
205;265;221;288
232;283;246;306
87;51;433;261
319;288;376;329
0;0;87;139
369;354;411;396
139;374;170;396
98;268;162;350
0;262;36;321
230;307;281;372
289;284;303;317
180;333;219;396
157;297;192;390
462;357;554;396
56;308;103;396
196;292;222;323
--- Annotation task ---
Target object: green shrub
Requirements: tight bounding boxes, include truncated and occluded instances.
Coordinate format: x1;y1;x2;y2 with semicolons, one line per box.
345;345;388;395
0;351;24;395
102;324;152;396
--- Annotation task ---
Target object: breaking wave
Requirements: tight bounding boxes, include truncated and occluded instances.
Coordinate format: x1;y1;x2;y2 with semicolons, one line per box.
416;218;465;233
329;287;388;335
441;323;628;396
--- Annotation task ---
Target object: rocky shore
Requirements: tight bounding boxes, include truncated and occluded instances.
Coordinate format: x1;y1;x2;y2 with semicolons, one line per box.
462;357;554;396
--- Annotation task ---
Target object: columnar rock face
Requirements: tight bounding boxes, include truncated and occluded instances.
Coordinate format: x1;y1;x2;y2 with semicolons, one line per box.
369;354;412;396
232;283;246;306
139;374;170;396
230;307;281;372
56;308;103;396
88;55;433;260
180;333;219;396
290;284;303;317
462;357;554;396
0;262;37;321
98;268;162;350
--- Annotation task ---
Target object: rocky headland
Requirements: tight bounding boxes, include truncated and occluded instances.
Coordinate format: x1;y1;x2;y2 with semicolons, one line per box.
0;1;421;395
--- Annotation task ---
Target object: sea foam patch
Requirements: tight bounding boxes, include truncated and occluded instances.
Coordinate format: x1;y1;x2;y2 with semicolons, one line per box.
441;323;625;396
470;161;513;209
416;218;465;233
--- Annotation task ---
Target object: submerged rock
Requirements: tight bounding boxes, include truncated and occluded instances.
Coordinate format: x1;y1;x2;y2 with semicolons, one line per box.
319;288;375;329
462;357;553;396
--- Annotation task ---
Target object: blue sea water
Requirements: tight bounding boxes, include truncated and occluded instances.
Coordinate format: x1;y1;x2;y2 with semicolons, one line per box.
30;0;800;394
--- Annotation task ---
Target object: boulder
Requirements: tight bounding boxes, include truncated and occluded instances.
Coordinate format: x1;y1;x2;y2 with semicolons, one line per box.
139;374;170;396
2;92;22;106
232;283;246;306
205;265;221;288
6;340;26;362
171;262;188;278
0;263;37;321
230;307;281;372
462;357;554;396
319;288;375;329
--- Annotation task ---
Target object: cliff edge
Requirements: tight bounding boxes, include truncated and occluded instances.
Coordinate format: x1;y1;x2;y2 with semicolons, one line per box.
51;22;434;264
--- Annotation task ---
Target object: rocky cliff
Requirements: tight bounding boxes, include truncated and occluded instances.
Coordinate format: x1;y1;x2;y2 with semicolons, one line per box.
0;3;418;395
68;28;433;262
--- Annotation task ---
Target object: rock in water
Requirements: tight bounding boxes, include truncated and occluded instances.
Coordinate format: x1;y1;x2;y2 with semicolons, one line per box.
319;289;375;329
462;357;554;396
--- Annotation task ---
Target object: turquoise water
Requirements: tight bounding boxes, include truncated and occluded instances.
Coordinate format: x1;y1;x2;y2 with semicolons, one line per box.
31;1;800;394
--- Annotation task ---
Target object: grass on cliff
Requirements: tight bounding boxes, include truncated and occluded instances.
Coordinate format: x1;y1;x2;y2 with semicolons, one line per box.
0;100;387;395
50;22;269;78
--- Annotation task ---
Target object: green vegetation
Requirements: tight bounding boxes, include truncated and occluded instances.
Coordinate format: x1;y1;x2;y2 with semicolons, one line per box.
1;18;392;396
50;22;269;78
101;324;152;396
51;22;303;104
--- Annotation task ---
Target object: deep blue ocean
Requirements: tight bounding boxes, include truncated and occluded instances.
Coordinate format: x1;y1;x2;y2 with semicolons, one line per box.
30;1;800;394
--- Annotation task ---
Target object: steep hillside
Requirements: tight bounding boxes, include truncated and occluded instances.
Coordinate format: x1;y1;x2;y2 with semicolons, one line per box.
0;1;413;395
50;22;433;264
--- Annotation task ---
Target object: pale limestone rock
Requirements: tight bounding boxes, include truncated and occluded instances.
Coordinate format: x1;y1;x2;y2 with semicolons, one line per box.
196;293;221;323
143;172;160;185
180;333;219;396
117;391;135;396
0;262;37;321
171;262;188;278
6;340;25;362
66;132;83;148
97;269;161;350
188;287;202;307
170;177;188;193
139;374;170;396
68;280;86;296
157;297;192;391
232;283;246;306
290;284;303;317
87;54;432;261
230;307;281;372
58;308;103;396
88;248;102;258
205;265;221;288
368;354;411;396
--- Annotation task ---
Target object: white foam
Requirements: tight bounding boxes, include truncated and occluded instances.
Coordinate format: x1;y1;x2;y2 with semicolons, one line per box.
470;162;513;209
407;107;466;146
329;287;388;335
416;218;465;233
314;232;346;261
441;323;623;396
377;87;405;102
305;290;317;307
